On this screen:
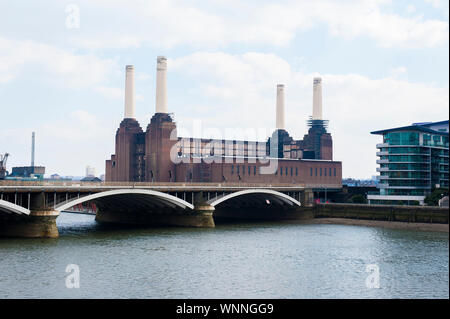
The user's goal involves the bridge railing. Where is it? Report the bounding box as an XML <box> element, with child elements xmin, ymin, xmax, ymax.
<box><xmin>0</xmin><ymin>180</ymin><xmax>302</xmax><ymax>187</ymax></box>
<box><xmin>0</xmin><ymin>180</ymin><xmax>342</xmax><ymax>188</ymax></box>
<box><xmin>0</xmin><ymin>180</ymin><xmax>342</xmax><ymax>190</ymax></box>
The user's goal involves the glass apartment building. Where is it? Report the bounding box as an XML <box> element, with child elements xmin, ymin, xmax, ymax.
<box><xmin>368</xmin><ymin>121</ymin><xmax>449</xmax><ymax>205</ymax></box>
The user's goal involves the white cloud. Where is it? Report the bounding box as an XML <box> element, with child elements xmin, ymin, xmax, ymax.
<box><xmin>0</xmin><ymin>109</ymin><xmax>117</xmax><ymax>176</ymax></box>
<box><xmin>424</xmin><ymin>0</ymin><xmax>450</xmax><ymax>18</ymax></box>
<box><xmin>425</xmin><ymin>0</ymin><xmax>444</xmax><ymax>8</ymax></box>
<box><xmin>389</xmin><ymin>66</ymin><xmax>408</xmax><ymax>79</ymax></box>
<box><xmin>406</xmin><ymin>4</ymin><xmax>416</xmax><ymax>14</ymax></box>
<box><xmin>0</xmin><ymin>36</ymin><xmax>119</xmax><ymax>88</ymax></box>
<box><xmin>70</xmin><ymin>110</ymin><xmax>97</xmax><ymax>128</ymax></box>
<box><xmin>63</xmin><ymin>0</ymin><xmax>448</xmax><ymax>49</ymax></box>
<box><xmin>94</xmin><ymin>86</ymin><xmax>124</xmax><ymax>100</ymax></box>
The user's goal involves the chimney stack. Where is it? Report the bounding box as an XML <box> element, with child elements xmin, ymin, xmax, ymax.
<box><xmin>276</xmin><ymin>84</ymin><xmax>285</xmax><ymax>130</ymax></box>
<box><xmin>124</xmin><ymin>65</ymin><xmax>135</xmax><ymax>118</ymax></box>
<box><xmin>312</xmin><ymin>77</ymin><xmax>322</xmax><ymax>120</ymax></box>
<box><xmin>155</xmin><ymin>56</ymin><xmax>168</xmax><ymax>114</ymax></box>
<box><xmin>31</xmin><ymin>132</ymin><xmax>35</xmax><ymax>168</ymax></box>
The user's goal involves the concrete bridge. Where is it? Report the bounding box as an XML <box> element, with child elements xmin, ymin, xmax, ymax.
<box><xmin>0</xmin><ymin>181</ymin><xmax>330</xmax><ymax>238</ymax></box>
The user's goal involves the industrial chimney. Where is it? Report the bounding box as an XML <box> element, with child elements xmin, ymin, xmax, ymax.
<box><xmin>124</xmin><ymin>65</ymin><xmax>135</xmax><ymax>118</ymax></box>
<box><xmin>155</xmin><ymin>56</ymin><xmax>168</xmax><ymax>114</ymax></box>
<box><xmin>276</xmin><ymin>84</ymin><xmax>285</xmax><ymax>130</ymax></box>
<box><xmin>312</xmin><ymin>77</ymin><xmax>322</xmax><ymax>120</ymax></box>
<box><xmin>31</xmin><ymin>132</ymin><xmax>35</xmax><ymax>168</ymax></box>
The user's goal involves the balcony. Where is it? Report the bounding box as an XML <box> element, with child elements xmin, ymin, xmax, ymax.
<box><xmin>376</xmin><ymin>143</ymin><xmax>388</xmax><ymax>148</ymax></box>
<box><xmin>376</xmin><ymin>151</ymin><xmax>388</xmax><ymax>156</ymax></box>
<box><xmin>376</xmin><ymin>182</ymin><xmax>431</xmax><ymax>189</ymax></box>
<box><xmin>388</xmin><ymin>152</ymin><xmax>430</xmax><ymax>156</ymax></box>
<box><xmin>367</xmin><ymin>194</ymin><xmax>425</xmax><ymax>202</ymax></box>
<box><xmin>385</xmin><ymin>177</ymin><xmax>430</xmax><ymax>181</ymax></box>
<box><xmin>376</xmin><ymin>167</ymin><xmax>389</xmax><ymax>172</ymax></box>
<box><xmin>379</xmin><ymin>185</ymin><xmax>430</xmax><ymax>190</ymax></box>
<box><xmin>387</xmin><ymin>161</ymin><xmax>430</xmax><ymax>164</ymax></box>
<box><xmin>376</xmin><ymin>159</ymin><xmax>389</xmax><ymax>164</ymax></box>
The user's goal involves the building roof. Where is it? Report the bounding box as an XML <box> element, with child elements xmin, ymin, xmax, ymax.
<box><xmin>418</xmin><ymin>120</ymin><xmax>449</xmax><ymax>127</ymax></box>
<box><xmin>80</xmin><ymin>176</ymin><xmax>102</xmax><ymax>182</ymax></box>
<box><xmin>371</xmin><ymin>120</ymin><xmax>449</xmax><ymax>136</ymax></box>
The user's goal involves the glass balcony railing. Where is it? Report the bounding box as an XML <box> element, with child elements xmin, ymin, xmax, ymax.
<box><xmin>376</xmin><ymin>151</ymin><xmax>388</xmax><ymax>156</ymax></box>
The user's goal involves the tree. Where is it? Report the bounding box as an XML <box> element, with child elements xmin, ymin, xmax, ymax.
<box><xmin>424</xmin><ymin>188</ymin><xmax>449</xmax><ymax>206</ymax></box>
<box><xmin>350</xmin><ymin>194</ymin><xmax>366</xmax><ymax>204</ymax></box>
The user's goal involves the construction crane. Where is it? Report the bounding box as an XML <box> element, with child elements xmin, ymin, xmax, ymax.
<box><xmin>0</xmin><ymin>153</ymin><xmax>9</xmax><ymax>179</ymax></box>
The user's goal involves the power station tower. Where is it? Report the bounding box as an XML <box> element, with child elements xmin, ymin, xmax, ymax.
<box><xmin>31</xmin><ymin>132</ymin><xmax>35</xmax><ymax>169</ymax></box>
<box><xmin>0</xmin><ymin>153</ymin><xmax>9</xmax><ymax>179</ymax></box>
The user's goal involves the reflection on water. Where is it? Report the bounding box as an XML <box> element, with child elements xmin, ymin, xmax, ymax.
<box><xmin>0</xmin><ymin>212</ymin><xmax>448</xmax><ymax>298</ymax></box>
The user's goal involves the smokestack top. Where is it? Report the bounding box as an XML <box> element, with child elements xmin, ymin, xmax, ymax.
<box><xmin>31</xmin><ymin>132</ymin><xmax>35</xmax><ymax>168</ymax></box>
<box><xmin>312</xmin><ymin>77</ymin><xmax>323</xmax><ymax>120</ymax></box>
<box><xmin>276</xmin><ymin>84</ymin><xmax>285</xmax><ymax>130</ymax></box>
<box><xmin>157</xmin><ymin>56</ymin><xmax>167</xmax><ymax>70</ymax></box>
<box><xmin>155</xmin><ymin>56</ymin><xmax>168</xmax><ymax>114</ymax></box>
<box><xmin>124</xmin><ymin>65</ymin><xmax>135</xmax><ymax>119</ymax></box>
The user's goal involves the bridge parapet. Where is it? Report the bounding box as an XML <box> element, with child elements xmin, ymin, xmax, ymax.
<box><xmin>0</xmin><ymin>185</ymin><xmax>318</xmax><ymax>238</ymax></box>
<box><xmin>0</xmin><ymin>180</ymin><xmax>340</xmax><ymax>190</ymax></box>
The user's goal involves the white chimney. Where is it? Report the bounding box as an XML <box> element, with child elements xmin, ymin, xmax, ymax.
<box><xmin>31</xmin><ymin>131</ymin><xmax>35</xmax><ymax>167</ymax></box>
<box><xmin>124</xmin><ymin>65</ymin><xmax>135</xmax><ymax>118</ymax></box>
<box><xmin>155</xmin><ymin>56</ymin><xmax>168</xmax><ymax>114</ymax></box>
<box><xmin>312</xmin><ymin>77</ymin><xmax>322</xmax><ymax>120</ymax></box>
<box><xmin>276</xmin><ymin>84</ymin><xmax>285</xmax><ymax>130</ymax></box>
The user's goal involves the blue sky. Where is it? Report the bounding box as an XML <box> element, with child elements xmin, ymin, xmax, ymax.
<box><xmin>0</xmin><ymin>0</ymin><xmax>448</xmax><ymax>178</ymax></box>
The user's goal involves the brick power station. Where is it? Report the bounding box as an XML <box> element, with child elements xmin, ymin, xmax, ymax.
<box><xmin>106</xmin><ymin>57</ymin><xmax>342</xmax><ymax>186</ymax></box>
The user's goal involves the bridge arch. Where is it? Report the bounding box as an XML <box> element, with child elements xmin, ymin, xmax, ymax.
<box><xmin>207</xmin><ymin>189</ymin><xmax>301</xmax><ymax>208</ymax></box>
<box><xmin>55</xmin><ymin>189</ymin><xmax>194</xmax><ymax>212</ymax></box>
<box><xmin>0</xmin><ymin>199</ymin><xmax>31</xmax><ymax>215</ymax></box>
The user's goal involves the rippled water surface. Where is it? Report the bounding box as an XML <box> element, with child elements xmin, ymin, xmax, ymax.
<box><xmin>0</xmin><ymin>213</ymin><xmax>448</xmax><ymax>298</ymax></box>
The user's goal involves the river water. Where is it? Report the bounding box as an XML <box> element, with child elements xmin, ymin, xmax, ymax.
<box><xmin>0</xmin><ymin>212</ymin><xmax>448</xmax><ymax>299</ymax></box>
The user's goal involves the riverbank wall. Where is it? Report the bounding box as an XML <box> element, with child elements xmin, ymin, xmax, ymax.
<box><xmin>312</xmin><ymin>203</ymin><xmax>448</xmax><ymax>224</ymax></box>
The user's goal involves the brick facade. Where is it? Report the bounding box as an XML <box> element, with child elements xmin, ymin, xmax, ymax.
<box><xmin>106</xmin><ymin>114</ymin><xmax>342</xmax><ymax>186</ymax></box>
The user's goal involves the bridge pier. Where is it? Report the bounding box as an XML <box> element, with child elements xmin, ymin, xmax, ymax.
<box><xmin>0</xmin><ymin>192</ymin><xmax>59</xmax><ymax>238</ymax></box>
<box><xmin>301</xmin><ymin>189</ymin><xmax>314</xmax><ymax>207</ymax></box>
<box><xmin>0</xmin><ymin>209</ymin><xmax>59</xmax><ymax>238</ymax></box>
<box><xmin>191</xmin><ymin>202</ymin><xmax>215</xmax><ymax>228</ymax></box>
<box><xmin>95</xmin><ymin>208</ymin><xmax>215</xmax><ymax>228</ymax></box>
<box><xmin>94</xmin><ymin>192</ymin><xmax>215</xmax><ymax>228</ymax></box>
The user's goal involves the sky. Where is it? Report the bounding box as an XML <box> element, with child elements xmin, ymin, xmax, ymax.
<box><xmin>0</xmin><ymin>0</ymin><xmax>448</xmax><ymax>179</ymax></box>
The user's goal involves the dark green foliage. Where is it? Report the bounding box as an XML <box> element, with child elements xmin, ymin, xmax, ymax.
<box><xmin>350</xmin><ymin>194</ymin><xmax>366</xmax><ymax>204</ymax></box>
<box><xmin>424</xmin><ymin>188</ymin><xmax>449</xmax><ymax>206</ymax></box>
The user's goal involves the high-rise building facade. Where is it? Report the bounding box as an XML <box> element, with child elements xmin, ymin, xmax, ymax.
<box><xmin>368</xmin><ymin>121</ymin><xmax>449</xmax><ymax>205</ymax></box>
